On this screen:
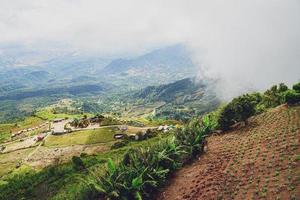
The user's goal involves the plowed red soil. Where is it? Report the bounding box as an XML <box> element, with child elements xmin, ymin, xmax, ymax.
<box><xmin>157</xmin><ymin>105</ymin><xmax>300</xmax><ymax>200</ymax></box>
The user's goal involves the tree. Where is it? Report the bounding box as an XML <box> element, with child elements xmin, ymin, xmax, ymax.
<box><xmin>72</xmin><ymin>156</ymin><xmax>85</xmax><ymax>171</ymax></box>
<box><xmin>292</xmin><ymin>82</ymin><xmax>300</xmax><ymax>93</ymax></box>
<box><xmin>285</xmin><ymin>90</ymin><xmax>300</xmax><ymax>105</ymax></box>
<box><xmin>218</xmin><ymin>94</ymin><xmax>256</xmax><ymax>131</ymax></box>
<box><xmin>278</xmin><ymin>83</ymin><xmax>289</xmax><ymax>93</ymax></box>
<box><xmin>263</xmin><ymin>84</ymin><xmax>287</xmax><ymax>107</ymax></box>
<box><xmin>232</xmin><ymin>94</ymin><xmax>256</xmax><ymax>124</ymax></box>
<box><xmin>96</xmin><ymin>114</ymin><xmax>105</xmax><ymax>123</ymax></box>
<box><xmin>218</xmin><ymin>105</ymin><xmax>235</xmax><ymax>131</ymax></box>
<box><xmin>71</xmin><ymin>118</ymin><xmax>79</xmax><ymax>127</ymax></box>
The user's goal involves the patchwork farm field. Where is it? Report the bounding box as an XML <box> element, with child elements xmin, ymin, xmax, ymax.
<box><xmin>44</xmin><ymin>127</ymin><xmax>118</xmax><ymax>147</ymax></box>
<box><xmin>158</xmin><ymin>105</ymin><xmax>300</xmax><ymax>200</ymax></box>
<box><xmin>0</xmin><ymin>116</ymin><xmax>45</xmax><ymax>143</ymax></box>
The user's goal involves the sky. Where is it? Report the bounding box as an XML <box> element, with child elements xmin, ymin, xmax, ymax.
<box><xmin>0</xmin><ymin>0</ymin><xmax>300</xmax><ymax>98</ymax></box>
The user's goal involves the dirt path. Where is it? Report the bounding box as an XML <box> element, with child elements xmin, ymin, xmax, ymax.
<box><xmin>158</xmin><ymin>105</ymin><xmax>300</xmax><ymax>200</ymax></box>
<box><xmin>24</xmin><ymin>131</ymin><xmax>51</xmax><ymax>162</ymax></box>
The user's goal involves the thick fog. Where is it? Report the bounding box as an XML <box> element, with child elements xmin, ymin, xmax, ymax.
<box><xmin>1</xmin><ymin>0</ymin><xmax>299</xmax><ymax>99</ymax></box>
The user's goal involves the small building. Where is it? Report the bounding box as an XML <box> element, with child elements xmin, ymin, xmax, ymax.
<box><xmin>114</xmin><ymin>133</ymin><xmax>126</xmax><ymax>139</ymax></box>
<box><xmin>158</xmin><ymin>125</ymin><xmax>170</xmax><ymax>133</ymax></box>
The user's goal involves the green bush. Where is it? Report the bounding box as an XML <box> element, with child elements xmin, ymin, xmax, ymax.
<box><xmin>91</xmin><ymin>139</ymin><xmax>185</xmax><ymax>200</ymax></box>
<box><xmin>218</xmin><ymin>94</ymin><xmax>256</xmax><ymax>131</ymax></box>
<box><xmin>72</xmin><ymin>156</ymin><xmax>85</xmax><ymax>171</ymax></box>
<box><xmin>218</xmin><ymin>104</ymin><xmax>235</xmax><ymax>131</ymax></box>
<box><xmin>175</xmin><ymin>118</ymin><xmax>206</xmax><ymax>157</ymax></box>
<box><xmin>292</xmin><ymin>82</ymin><xmax>300</xmax><ymax>93</ymax></box>
<box><xmin>86</xmin><ymin>115</ymin><xmax>213</xmax><ymax>199</ymax></box>
<box><xmin>111</xmin><ymin>140</ymin><xmax>129</xmax><ymax>149</ymax></box>
<box><xmin>262</xmin><ymin>83</ymin><xmax>289</xmax><ymax>108</ymax></box>
<box><xmin>278</xmin><ymin>83</ymin><xmax>289</xmax><ymax>93</ymax></box>
<box><xmin>284</xmin><ymin>90</ymin><xmax>300</xmax><ymax>105</ymax></box>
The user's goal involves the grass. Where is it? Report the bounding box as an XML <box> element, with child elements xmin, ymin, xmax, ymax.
<box><xmin>0</xmin><ymin>162</ymin><xmax>16</xmax><ymax>178</ymax></box>
<box><xmin>44</xmin><ymin>128</ymin><xmax>118</xmax><ymax>147</ymax></box>
<box><xmin>35</xmin><ymin>108</ymin><xmax>92</xmax><ymax>121</ymax></box>
<box><xmin>0</xmin><ymin>116</ymin><xmax>45</xmax><ymax>143</ymax></box>
<box><xmin>0</xmin><ymin>148</ymin><xmax>34</xmax><ymax>177</ymax></box>
<box><xmin>0</xmin><ymin>133</ymin><xmax>172</xmax><ymax>200</ymax></box>
<box><xmin>0</xmin><ymin>124</ymin><xmax>14</xmax><ymax>143</ymax></box>
<box><xmin>1</xmin><ymin>100</ymin><xmax>299</xmax><ymax>199</ymax></box>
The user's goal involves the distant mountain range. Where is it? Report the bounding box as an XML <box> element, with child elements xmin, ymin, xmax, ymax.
<box><xmin>0</xmin><ymin>44</ymin><xmax>197</xmax><ymax>96</ymax></box>
<box><xmin>0</xmin><ymin>44</ymin><xmax>203</xmax><ymax>123</ymax></box>
<box><xmin>99</xmin><ymin>44</ymin><xmax>196</xmax><ymax>87</ymax></box>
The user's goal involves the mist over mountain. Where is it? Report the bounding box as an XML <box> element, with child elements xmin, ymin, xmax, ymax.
<box><xmin>99</xmin><ymin>44</ymin><xmax>196</xmax><ymax>87</ymax></box>
<box><xmin>0</xmin><ymin>2</ymin><xmax>299</xmax><ymax>199</ymax></box>
<box><xmin>0</xmin><ymin>44</ymin><xmax>197</xmax><ymax>92</ymax></box>
<box><xmin>0</xmin><ymin>44</ymin><xmax>201</xmax><ymax>122</ymax></box>
<box><xmin>101</xmin><ymin>44</ymin><xmax>193</xmax><ymax>74</ymax></box>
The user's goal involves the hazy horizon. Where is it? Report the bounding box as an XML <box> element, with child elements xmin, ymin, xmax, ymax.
<box><xmin>1</xmin><ymin>0</ymin><xmax>300</xmax><ymax>98</ymax></box>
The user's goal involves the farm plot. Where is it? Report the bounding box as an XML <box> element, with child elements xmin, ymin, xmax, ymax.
<box><xmin>44</xmin><ymin>127</ymin><xmax>118</xmax><ymax>147</ymax></box>
<box><xmin>0</xmin><ymin>148</ymin><xmax>34</xmax><ymax>177</ymax></box>
<box><xmin>158</xmin><ymin>105</ymin><xmax>300</xmax><ymax>200</ymax></box>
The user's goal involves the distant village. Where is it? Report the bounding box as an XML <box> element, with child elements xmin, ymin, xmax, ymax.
<box><xmin>8</xmin><ymin>115</ymin><xmax>175</xmax><ymax>146</ymax></box>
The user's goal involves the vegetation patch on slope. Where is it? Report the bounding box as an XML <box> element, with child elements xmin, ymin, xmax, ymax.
<box><xmin>44</xmin><ymin>128</ymin><xmax>118</xmax><ymax>147</ymax></box>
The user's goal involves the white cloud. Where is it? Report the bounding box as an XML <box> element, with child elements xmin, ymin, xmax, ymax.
<box><xmin>0</xmin><ymin>0</ymin><xmax>299</xmax><ymax>98</ymax></box>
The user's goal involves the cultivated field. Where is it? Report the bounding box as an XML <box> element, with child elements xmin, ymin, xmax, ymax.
<box><xmin>158</xmin><ymin>105</ymin><xmax>300</xmax><ymax>200</ymax></box>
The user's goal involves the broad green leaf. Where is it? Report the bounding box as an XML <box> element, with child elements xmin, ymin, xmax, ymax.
<box><xmin>135</xmin><ymin>191</ymin><xmax>143</xmax><ymax>200</ymax></box>
<box><xmin>107</xmin><ymin>158</ymin><xmax>116</xmax><ymax>176</ymax></box>
<box><xmin>132</xmin><ymin>176</ymin><xmax>143</xmax><ymax>189</ymax></box>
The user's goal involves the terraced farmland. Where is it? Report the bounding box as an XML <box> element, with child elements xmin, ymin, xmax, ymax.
<box><xmin>158</xmin><ymin>105</ymin><xmax>300</xmax><ymax>200</ymax></box>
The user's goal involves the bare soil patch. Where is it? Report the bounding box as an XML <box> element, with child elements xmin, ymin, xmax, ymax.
<box><xmin>158</xmin><ymin>105</ymin><xmax>300</xmax><ymax>200</ymax></box>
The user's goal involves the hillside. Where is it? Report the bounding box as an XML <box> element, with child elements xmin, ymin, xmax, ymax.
<box><xmin>157</xmin><ymin>105</ymin><xmax>300</xmax><ymax>200</ymax></box>
<box><xmin>102</xmin><ymin>44</ymin><xmax>192</xmax><ymax>74</ymax></box>
<box><xmin>0</xmin><ymin>44</ymin><xmax>198</xmax><ymax>123</ymax></box>
<box><xmin>100</xmin><ymin>44</ymin><xmax>195</xmax><ymax>86</ymax></box>
<box><xmin>127</xmin><ymin>78</ymin><xmax>220</xmax><ymax>121</ymax></box>
<box><xmin>133</xmin><ymin>78</ymin><xmax>203</xmax><ymax>103</ymax></box>
<box><xmin>0</xmin><ymin>44</ymin><xmax>196</xmax><ymax>91</ymax></box>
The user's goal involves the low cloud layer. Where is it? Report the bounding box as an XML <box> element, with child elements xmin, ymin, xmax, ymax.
<box><xmin>1</xmin><ymin>0</ymin><xmax>300</xmax><ymax>99</ymax></box>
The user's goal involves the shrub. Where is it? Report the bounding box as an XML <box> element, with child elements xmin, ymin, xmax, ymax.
<box><xmin>218</xmin><ymin>94</ymin><xmax>256</xmax><ymax>131</ymax></box>
<box><xmin>284</xmin><ymin>90</ymin><xmax>300</xmax><ymax>105</ymax></box>
<box><xmin>87</xmin><ymin>115</ymin><xmax>213</xmax><ymax>200</ymax></box>
<box><xmin>263</xmin><ymin>84</ymin><xmax>287</xmax><ymax>107</ymax></box>
<box><xmin>72</xmin><ymin>156</ymin><xmax>85</xmax><ymax>171</ymax></box>
<box><xmin>278</xmin><ymin>83</ymin><xmax>289</xmax><ymax>93</ymax></box>
<box><xmin>175</xmin><ymin>118</ymin><xmax>206</xmax><ymax>157</ymax></box>
<box><xmin>111</xmin><ymin>140</ymin><xmax>129</xmax><ymax>149</ymax></box>
<box><xmin>91</xmin><ymin>139</ymin><xmax>185</xmax><ymax>200</ymax></box>
<box><xmin>292</xmin><ymin>82</ymin><xmax>300</xmax><ymax>93</ymax></box>
<box><xmin>218</xmin><ymin>104</ymin><xmax>236</xmax><ymax>131</ymax></box>
<box><xmin>145</xmin><ymin>129</ymin><xmax>158</xmax><ymax>138</ymax></box>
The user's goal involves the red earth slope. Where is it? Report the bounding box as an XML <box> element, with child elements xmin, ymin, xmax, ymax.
<box><xmin>157</xmin><ymin>105</ymin><xmax>300</xmax><ymax>200</ymax></box>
